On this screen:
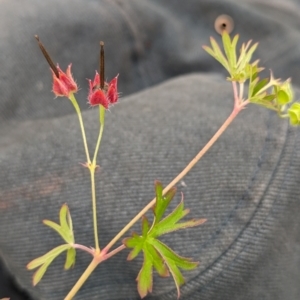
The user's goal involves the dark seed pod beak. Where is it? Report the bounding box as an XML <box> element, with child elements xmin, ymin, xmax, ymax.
<box><xmin>100</xmin><ymin>41</ymin><xmax>105</xmax><ymax>89</ymax></box>
<box><xmin>35</xmin><ymin>35</ymin><xmax>59</xmax><ymax>78</ymax></box>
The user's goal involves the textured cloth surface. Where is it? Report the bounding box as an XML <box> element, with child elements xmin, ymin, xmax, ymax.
<box><xmin>1</xmin><ymin>0</ymin><xmax>300</xmax><ymax>299</ymax></box>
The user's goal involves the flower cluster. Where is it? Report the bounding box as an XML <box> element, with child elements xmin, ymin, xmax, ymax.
<box><xmin>51</xmin><ymin>66</ymin><xmax>119</xmax><ymax>109</ymax></box>
<box><xmin>88</xmin><ymin>72</ymin><xmax>118</xmax><ymax>109</ymax></box>
<box><xmin>35</xmin><ymin>36</ymin><xmax>119</xmax><ymax>109</ymax></box>
<box><xmin>51</xmin><ymin>64</ymin><xmax>78</xmax><ymax>98</ymax></box>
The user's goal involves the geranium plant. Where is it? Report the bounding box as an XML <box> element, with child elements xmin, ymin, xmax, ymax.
<box><xmin>25</xmin><ymin>30</ymin><xmax>300</xmax><ymax>300</ymax></box>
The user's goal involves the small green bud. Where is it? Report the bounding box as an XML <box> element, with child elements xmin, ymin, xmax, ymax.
<box><xmin>288</xmin><ymin>102</ymin><xmax>300</xmax><ymax>126</ymax></box>
<box><xmin>274</xmin><ymin>79</ymin><xmax>293</xmax><ymax>105</ymax></box>
<box><xmin>277</xmin><ymin>90</ymin><xmax>290</xmax><ymax>105</ymax></box>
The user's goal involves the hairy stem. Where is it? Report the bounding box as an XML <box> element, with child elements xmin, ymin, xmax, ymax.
<box><xmin>239</xmin><ymin>82</ymin><xmax>244</xmax><ymax>102</ymax></box>
<box><xmin>89</xmin><ymin>105</ymin><xmax>105</xmax><ymax>251</ymax></box>
<box><xmin>65</xmin><ymin>105</ymin><xmax>110</xmax><ymax>299</ymax></box>
<box><xmin>64</xmin><ymin>258</ymin><xmax>98</xmax><ymax>300</ymax></box>
<box><xmin>90</xmin><ymin>168</ymin><xmax>100</xmax><ymax>251</ymax></box>
<box><xmin>93</xmin><ymin>106</ymin><xmax>105</xmax><ymax>163</ymax></box>
<box><xmin>69</xmin><ymin>93</ymin><xmax>91</xmax><ymax>164</ymax></box>
<box><xmin>232</xmin><ymin>81</ymin><xmax>240</xmax><ymax>107</ymax></box>
<box><xmin>72</xmin><ymin>244</ymin><xmax>94</xmax><ymax>256</ymax></box>
<box><xmin>101</xmin><ymin>244</ymin><xmax>126</xmax><ymax>261</ymax></box>
<box><xmin>65</xmin><ymin>245</ymin><xmax>125</xmax><ymax>299</ymax></box>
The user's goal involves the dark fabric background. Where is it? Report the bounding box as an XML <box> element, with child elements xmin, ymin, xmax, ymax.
<box><xmin>1</xmin><ymin>0</ymin><xmax>300</xmax><ymax>299</ymax></box>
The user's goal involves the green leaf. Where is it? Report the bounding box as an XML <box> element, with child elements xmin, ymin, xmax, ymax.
<box><xmin>151</xmin><ymin>239</ymin><xmax>198</xmax><ymax>297</ymax></box>
<box><xmin>262</xmin><ymin>94</ymin><xmax>276</xmax><ymax>102</ymax></box>
<box><xmin>152</xmin><ymin>195</ymin><xmax>206</xmax><ymax>237</ymax></box>
<box><xmin>249</xmin><ymin>72</ymin><xmax>281</xmax><ymax>107</ymax></box>
<box><xmin>153</xmin><ymin>180</ymin><xmax>176</xmax><ymax>224</ymax></box>
<box><xmin>203</xmin><ymin>37</ymin><xmax>229</xmax><ymax>72</ymax></box>
<box><xmin>27</xmin><ymin>244</ymin><xmax>70</xmax><ymax>269</ymax></box>
<box><xmin>43</xmin><ymin>204</ymin><xmax>74</xmax><ymax>244</ymax></box>
<box><xmin>222</xmin><ymin>32</ymin><xmax>238</xmax><ymax>74</ymax></box>
<box><xmin>43</xmin><ymin>220</ymin><xmax>70</xmax><ymax>243</ymax></box>
<box><xmin>136</xmin><ymin>243</ymin><xmax>169</xmax><ymax>298</ymax></box>
<box><xmin>145</xmin><ymin>243</ymin><xmax>169</xmax><ymax>277</ymax></box>
<box><xmin>204</xmin><ymin>33</ymin><xmax>261</xmax><ymax>83</ymax></box>
<box><xmin>153</xmin><ymin>200</ymin><xmax>187</xmax><ymax>236</ymax></box>
<box><xmin>142</xmin><ymin>216</ymin><xmax>150</xmax><ymax>236</ymax></box>
<box><xmin>231</xmin><ymin>35</ymin><xmax>239</xmax><ymax>69</ymax></box>
<box><xmin>252</xmin><ymin>78</ymin><xmax>269</xmax><ymax>97</ymax></box>
<box><xmin>137</xmin><ymin>250</ymin><xmax>153</xmax><ymax>298</ymax></box>
<box><xmin>32</xmin><ymin>258</ymin><xmax>53</xmax><ymax>286</ymax></box>
<box><xmin>64</xmin><ymin>247</ymin><xmax>76</xmax><ymax>270</ymax></box>
<box><xmin>123</xmin><ymin>181</ymin><xmax>206</xmax><ymax>298</ymax></box>
<box><xmin>27</xmin><ymin>244</ymin><xmax>70</xmax><ymax>286</ymax></box>
<box><xmin>222</xmin><ymin>31</ymin><xmax>232</xmax><ymax>67</ymax></box>
<box><xmin>124</xmin><ymin>233</ymin><xmax>145</xmax><ymax>260</ymax></box>
<box><xmin>242</xmin><ymin>43</ymin><xmax>258</xmax><ymax>66</ymax></box>
<box><xmin>27</xmin><ymin>205</ymin><xmax>77</xmax><ymax>286</ymax></box>
<box><xmin>60</xmin><ymin>204</ymin><xmax>69</xmax><ymax>231</ymax></box>
<box><xmin>202</xmin><ymin>45</ymin><xmax>217</xmax><ymax>59</ymax></box>
<box><xmin>151</xmin><ymin>239</ymin><xmax>198</xmax><ymax>270</ymax></box>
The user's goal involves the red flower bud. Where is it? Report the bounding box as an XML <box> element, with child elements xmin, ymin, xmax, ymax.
<box><xmin>51</xmin><ymin>64</ymin><xmax>78</xmax><ymax>98</ymax></box>
<box><xmin>88</xmin><ymin>72</ymin><xmax>118</xmax><ymax>109</ymax></box>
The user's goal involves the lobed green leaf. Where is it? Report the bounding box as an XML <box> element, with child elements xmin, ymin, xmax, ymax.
<box><xmin>151</xmin><ymin>200</ymin><xmax>186</xmax><ymax>237</ymax></box>
<box><xmin>152</xmin><ymin>239</ymin><xmax>199</xmax><ymax>298</ymax></box>
<box><xmin>43</xmin><ymin>204</ymin><xmax>74</xmax><ymax>244</ymax></box>
<box><xmin>27</xmin><ymin>244</ymin><xmax>70</xmax><ymax>270</ymax></box>
<box><xmin>124</xmin><ymin>181</ymin><xmax>206</xmax><ymax>298</ymax></box>
<box><xmin>151</xmin><ymin>239</ymin><xmax>199</xmax><ymax>271</ymax></box>
<box><xmin>242</xmin><ymin>43</ymin><xmax>258</xmax><ymax>67</ymax></box>
<box><xmin>27</xmin><ymin>206</ymin><xmax>77</xmax><ymax>286</ymax></box>
<box><xmin>59</xmin><ymin>204</ymin><xmax>69</xmax><ymax>230</ymax></box>
<box><xmin>145</xmin><ymin>243</ymin><xmax>169</xmax><ymax>277</ymax></box>
<box><xmin>32</xmin><ymin>258</ymin><xmax>53</xmax><ymax>286</ymax></box>
<box><xmin>137</xmin><ymin>250</ymin><xmax>153</xmax><ymax>298</ymax></box>
<box><xmin>251</xmin><ymin>78</ymin><xmax>269</xmax><ymax>97</ymax></box>
<box><xmin>142</xmin><ymin>216</ymin><xmax>150</xmax><ymax>236</ymax></box>
<box><xmin>153</xmin><ymin>180</ymin><xmax>176</xmax><ymax>224</ymax></box>
<box><xmin>43</xmin><ymin>220</ymin><xmax>70</xmax><ymax>243</ymax></box>
<box><xmin>27</xmin><ymin>244</ymin><xmax>70</xmax><ymax>286</ymax></box>
<box><xmin>204</xmin><ymin>37</ymin><xmax>229</xmax><ymax>71</ymax></box>
<box><xmin>222</xmin><ymin>32</ymin><xmax>238</xmax><ymax>74</ymax></box>
<box><xmin>123</xmin><ymin>233</ymin><xmax>145</xmax><ymax>260</ymax></box>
